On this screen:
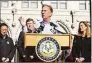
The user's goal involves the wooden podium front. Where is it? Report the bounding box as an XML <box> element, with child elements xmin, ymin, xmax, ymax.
<box><xmin>24</xmin><ymin>33</ymin><xmax>71</xmax><ymax>48</ymax></box>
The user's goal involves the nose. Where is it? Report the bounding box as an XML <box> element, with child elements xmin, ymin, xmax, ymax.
<box><xmin>2</xmin><ymin>31</ymin><xmax>7</xmax><ymax>35</ymax></box>
<box><xmin>3</xmin><ymin>30</ymin><xmax>6</xmax><ymax>33</ymax></box>
<box><xmin>28</xmin><ymin>25</ymin><xmax>30</xmax><ymax>28</ymax></box>
<box><xmin>42</xmin><ymin>10</ymin><xmax>45</xmax><ymax>14</ymax></box>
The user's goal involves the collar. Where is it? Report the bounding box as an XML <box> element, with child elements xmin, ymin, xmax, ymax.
<box><xmin>0</xmin><ymin>35</ymin><xmax>8</xmax><ymax>39</ymax></box>
<box><xmin>40</xmin><ymin>19</ymin><xmax>55</xmax><ymax>25</ymax></box>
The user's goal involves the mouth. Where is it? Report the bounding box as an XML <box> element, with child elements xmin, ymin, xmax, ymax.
<box><xmin>42</xmin><ymin>14</ymin><xmax>46</xmax><ymax>17</ymax></box>
<box><xmin>2</xmin><ymin>33</ymin><xmax>6</xmax><ymax>35</ymax></box>
<box><xmin>42</xmin><ymin>14</ymin><xmax>44</xmax><ymax>16</ymax></box>
<box><xmin>42</xmin><ymin>13</ymin><xmax>45</xmax><ymax>16</ymax></box>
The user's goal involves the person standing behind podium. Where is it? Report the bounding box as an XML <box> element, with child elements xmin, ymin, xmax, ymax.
<box><xmin>0</xmin><ymin>23</ymin><xmax>14</xmax><ymax>62</ymax></box>
<box><xmin>36</xmin><ymin>4</ymin><xmax>66</xmax><ymax>62</ymax></box>
<box><xmin>72</xmin><ymin>21</ymin><xmax>91</xmax><ymax>62</ymax></box>
<box><xmin>18</xmin><ymin>18</ymin><xmax>38</xmax><ymax>62</ymax></box>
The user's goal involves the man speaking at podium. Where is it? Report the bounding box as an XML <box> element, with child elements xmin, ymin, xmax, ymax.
<box><xmin>18</xmin><ymin>4</ymin><xmax>67</xmax><ymax>62</ymax></box>
<box><xmin>36</xmin><ymin>4</ymin><xmax>66</xmax><ymax>62</ymax></box>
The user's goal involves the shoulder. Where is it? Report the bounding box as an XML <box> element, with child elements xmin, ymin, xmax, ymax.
<box><xmin>86</xmin><ymin>37</ymin><xmax>91</xmax><ymax>41</ymax></box>
<box><xmin>20</xmin><ymin>31</ymin><xmax>24</xmax><ymax>34</ymax></box>
<box><xmin>73</xmin><ymin>35</ymin><xmax>82</xmax><ymax>43</ymax></box>
<box><xmin>87</xmin><ymin>37</ymin><xmax>91</xmax><ymax>39</ymax></box>
<box><xmin>74</xmin><ymin>35</ymin><xmax>82</xmax><ymax>38</ymax></box>
<box><xmin>35</xmin><ymin>20</ymin><xmax>42</xmax><ymax>28</ymax></box>
<box><xmin>18</xmin><ymin>31</ymin><xmax>25</xmax><ymax>38</ymax></box>
<box><xmin>50</xmin><ymin>20</ymin><xmax>57</xmax><ymax>24</ymax></box>
<box><xmin>19</xmin><ymin>31</ymin><xmax>24</xmax><ymax>35</ymax></box>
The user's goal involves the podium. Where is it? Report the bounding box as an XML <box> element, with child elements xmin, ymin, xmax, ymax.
<box><xmin>24</xmin><ymin>33</ymin><xmax>72</xmax><ymax>62</ymax></box>
<box><xmin>24</xmin><ymin>33</ymin><xmax>71</xmax><ymax>47</ymax></box>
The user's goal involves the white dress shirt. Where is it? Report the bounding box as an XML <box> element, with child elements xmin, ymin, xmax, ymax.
<box><xmin>36</xmin><ymin>19</ymin><xmax>66</xmax><ymax>34</ymax></box>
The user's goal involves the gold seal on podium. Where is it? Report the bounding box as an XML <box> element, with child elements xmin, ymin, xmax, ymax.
<box><xmin>35</xmin><ymin>37</ymin><xmax>61</xmax><ymax>62</ymax></box>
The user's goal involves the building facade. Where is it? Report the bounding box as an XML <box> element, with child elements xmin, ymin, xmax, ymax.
<box><xmin>0</xmin><ymin>0</ymin><xmax>90</xmax><ymax>42</ymax></box>
<box><xmin>0</xmin><ymin>0</ymin><xmax>90</xmax><ymax>62</ymax></box>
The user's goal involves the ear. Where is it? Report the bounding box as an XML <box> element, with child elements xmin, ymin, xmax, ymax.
<box><xmin>49</xmin><ymin>13</ymin><xmax>52</xmax><ymax>17</ymax></box>
<box><xmin>34</xmin><ymin>21</ymin><xmax>36</xmax><ymax>24</ymax></box>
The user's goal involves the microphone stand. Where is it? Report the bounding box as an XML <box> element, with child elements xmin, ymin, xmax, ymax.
<box><xmin>14</xmin><ymin>41</ymin><xmax>19</xmax><ymax>62</ymax></box>
<box><xmin>54</xmin><ymin>26</ymin><xmax>66</xmax><ymax>34</ymax></box>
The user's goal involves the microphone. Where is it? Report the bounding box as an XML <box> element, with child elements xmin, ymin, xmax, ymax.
<box><xmin>50</xmin><ymin>29</ymin><xmax>56</xmax><ymax>34</ymax></box>
<box><xmin>50</xmin><ymin>22</ymin><xmax>57</xmax><ymax>27</ymax></box>
<box><xmin>37</xmin><ymin>23</ymin><xmax>45</xmax><ymax>33</ymax></box>
<box><xmin>50</xmin><ymin>22</ymin><xmax>66</xmax><ymax>34</ymax></box>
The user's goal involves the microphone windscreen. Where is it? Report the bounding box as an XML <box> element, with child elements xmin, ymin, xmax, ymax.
<box><xmin>50</xmin><ymin>22</ymin><xmax>57</xmax><ymax>27</ymax></box>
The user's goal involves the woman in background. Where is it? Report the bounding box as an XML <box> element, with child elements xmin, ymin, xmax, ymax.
<box><xmin>0</xmin><ymin>23</ymin><xmax>14</xmax><ymax>62</ymax></box>
<box><xmin>72</xmin><ymin>21</ymin><xmax>91</xmax><ymax>62</ymax></box>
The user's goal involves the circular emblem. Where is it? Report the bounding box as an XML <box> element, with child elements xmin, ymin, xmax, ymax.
<box><xmin>35</xmin><ymin>37</ymin><xmax>61</xmax><ymax>62</ymax></box>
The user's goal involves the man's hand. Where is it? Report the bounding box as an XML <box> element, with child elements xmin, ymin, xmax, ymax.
<box><xmin>4</xmin><ymin>58</ymin><xmax>9</xmax><ymax>62</ymax></box>
<box><xmin>76</xmin><ymin>58</ymin><xmax>81</xmax><ymax>63</ymax></box>
<box><xmin>29</xmin><ymin>55</ymin><xmax>34</xmax><ymax>59</ymax></box>
<box><xmin>23</xmin><ymin>55</ymin><xmax>26</xmax><ymax>58</ymax></box>
<box><xmin>19</xmin><ymin>17</ymin><xmax>26</xmax><ymax>27</ymax></box>
<box><xmin>79</xmin><ymin>57</ymin><xmax>85</xmax><ymax>62</ymax></box>
<box><xmin>2</xmin><ymin>57</ymin><xmax>9</xmax><ymax>62</ymax></box>
<box><xmin>2</xmin><ymin>57</ymin><xmax>6</xmax><ymax>62</ymax></box>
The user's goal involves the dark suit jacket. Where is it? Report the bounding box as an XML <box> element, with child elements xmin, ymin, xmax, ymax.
<box><xmin>0</xmin><ymin>36</ymin><xmax>15</xmax><ymax>62</ymax></box>
<box><xmin>72</xmin><ymin>35</ymin><xmax>91</xmax><ymax>62</ymax></box>
<box><xmin>18</xmin><ymin>29</ymin><xmax>38</xmax><ymax>56</ymax></box>
<box><xmin>18</xmin><ymin>31</ymin><xmax>25</xmax><ymax>56</ymax></box>
<box><xmin>18</xmin><ymin>29</ymin><xmax>39</xmax><ymax>62</ymax></box>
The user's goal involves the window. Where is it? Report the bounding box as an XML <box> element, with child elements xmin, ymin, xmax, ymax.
<box><xmin>79</xmin><ymin>1</ymin><xmax>86</xmax><ymax>10</ymax></box>
<box><xmin>21</xmin><ymin>1</ymin><xmax>29</xmax><ymax>8</ymax></box>
<box><xmin>30</xmin><ymin>1</ymin><xmax>38</xmax><ymax>9</ymax></box>
<box><xmin>79</xmin><ymin>3</ymin><xmax>86</xmax><ymax>10</ymax></box>
<box><xmin>59</xmin><ymin>2</ymin><xmax>67</xmax><ymax>9</ymax></box>
<box><xmin>21</xmin><ymin>1</ymin><xmax>38</xmax><ymax>9</ymax></box>
<box><xmin>1</xmin><ymin>1</ymin><xmax>8</xmax><ymax>8</ymax></box>
<box><xmin>51</xmin><ymin>1</ymin><xmax>67</xmax><ymax>9</ymax></box>
<box><xmin>87</xmin><ymin>2</ymin><xmax>90</xmax><ymax>10</ymax></box>
<box><xmin>51</xmin><ymin>2</ymin><xmax>58</xmax><ymax>9</ymax></box>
